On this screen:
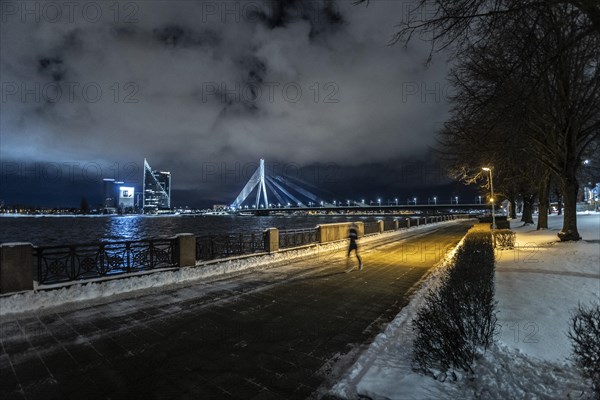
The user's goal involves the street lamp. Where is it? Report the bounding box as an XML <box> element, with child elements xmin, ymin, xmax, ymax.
<box><xmin>434</xmin><ymin>196</ymin><xmax>437</xmax><ymax>205</ymax></box>
<box><xmin>395</xmin><ymin>198</ymin><xmax>398</xmax><ymax>205</ymax></box>
<box><xmin>482</xmin><ymin>167</ymin><xmax>495</xmax><ymax>230</ymax></box>
<box><xmin>378</xmin><ymin>198</ymin><xmax>381</xmax><ymax>206</ymax></box>
<box><xmin>414</xmin><ymin>197</ymin><xmax>417</xmax><ymax>205</ymax></box>
<box><xmin>455</xmin><ymin>196</ymin><xmax>459</xmax><ymax>204</ymax></box>
<box><xmin>478</xmin><ymin>195</ymin><xmax>482</xmax><ymax>204</ymax></box>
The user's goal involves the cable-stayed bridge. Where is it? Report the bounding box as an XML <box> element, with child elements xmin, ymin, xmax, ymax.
<box><xmin>229</xmin><ymin>160</ymin><xmax>490</xmax><ymax>215</ymax></box>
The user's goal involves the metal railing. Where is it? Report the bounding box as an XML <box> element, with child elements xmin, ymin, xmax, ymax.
<box><xmin>384</xmin><ymin>220</ymin><xmax>397</xmax><ymax>231</ymax></box>
<box><xmin>363</xmin><ymin>222</ymin><xmax>381</xmax><ymax>235</ymax></box>
<box><xmin>35</xmin><ymin>239</ymin><xmax>177</xmax><ymax>285</ymax></box>
<box><xmin>279</xmin><ymin>228</ymin><xmax>319</xmax><ymax>249</ymax></box>
<box><xmin>195</xmin><ymin>233</ymin><xmax>266</xmax><ymax>261</ymax></box>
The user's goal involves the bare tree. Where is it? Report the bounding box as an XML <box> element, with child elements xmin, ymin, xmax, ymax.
<box><xmin>419</xmin><ymin>2</ymin><xmax>599</xmax><ymax>239</ymax></box>
<box><xmin>356</xmin><ymin>0</ymin><xmax>599</xmax><ymax>58</ymax></box>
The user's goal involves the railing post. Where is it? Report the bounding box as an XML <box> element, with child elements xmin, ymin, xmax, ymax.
<box><xmin>0</xmin><ymin>242</ymin><xmax>34</xmax><ymax>294</ymax></box>
<box><xmin>176</xmin><ymin>234</ymin><xmax>196</xmax><ymax>267</ymax></box>
<box><xmin>377</xmin><ymin>220</ymin><xmax>384</xmax><ymax>233</ymax></box>
<box><xmin>69</xmin><ymin>245</ymin><xmax>76</xmax><ymax>280</ymax></box>
<box><xmin>264</xmin><ymin>228</ymin><xmax>279</xmax><ymax>253</ymax></box>
<box><xmin>394</xmin><ymin>220</ymin><xmax>399</xmax><ymax>230</ymax></box>
<box><xmin>407</xmin><ymin>218</ymin><xmax>411</xmax><ymax>228</ymax></box>
<box><xmin>126</xmin><ymin>242</ymin><xmax>131</xmax><ymax>273</ymax></box>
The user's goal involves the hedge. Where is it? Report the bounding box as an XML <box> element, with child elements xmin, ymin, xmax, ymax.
<box><xmin>412</xmin><ymin>223</ymin><xmax>498</xmax><ymax>379</ymax></box>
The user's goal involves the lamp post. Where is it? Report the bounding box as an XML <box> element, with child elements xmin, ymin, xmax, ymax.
<box><xmin>434</xmin><ymin>196</ymin><xmax>437</xmax><ymax>205</ymax></box>
<box><xmin>482</xmin><ymin>167</ymin><xmax>495</xmax><ymax>230</ymax></box>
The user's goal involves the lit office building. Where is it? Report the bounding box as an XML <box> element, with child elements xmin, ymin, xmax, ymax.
<box><xmin>118</xmin><ymin>185</ymin><xmax>135</xmax><ymax>209</ymax></box>
<box><xmin>103</xmin><ymin>179</ymin><xmax>135</xmax><ymax>213</ymax></box>
<box><xmin>103</xmin><ymin>179</ymin><xmax>117</xmax><ymax>210</ymax></box>
<box><xmin>143</xmin><ymin>159</ymin><xmax>171</xmax><ymax>212</ymax></box>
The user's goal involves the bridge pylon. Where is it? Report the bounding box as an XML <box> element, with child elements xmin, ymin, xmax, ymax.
<box><xmin>231</xmin><ymin>159</ymin><xmax>269</xmax><ymax>209</ymax></box>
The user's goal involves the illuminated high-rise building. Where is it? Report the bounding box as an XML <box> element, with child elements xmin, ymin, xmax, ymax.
<box><xmin>103</xmin><ymin>178</ymin><xmax>117</xmax><ymax>209</ymax></box>
<box><xmin>143</xmin><ymin>159</ymin><xmax>171</xmax><ymax>212</ymax></box>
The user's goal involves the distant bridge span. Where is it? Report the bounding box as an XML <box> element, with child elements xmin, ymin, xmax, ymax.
<box><xmin>229</xmin><ymin>159</ymin><xmax>491</xmax><ymax>216</ymax></box>
<box><xmin>233</xmin><ymin>204</ymin><xmax>490</xmax><ymax>215</ymax></box>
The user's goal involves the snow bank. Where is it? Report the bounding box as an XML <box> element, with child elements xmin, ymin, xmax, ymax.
<box><xmin>0</xmin><ymin>220</ymin><xmax>460</xmax><ymax>317</ymax></box>
<box><xmin>331</xmin><ymin>213</ymin><xmax>599</xmax><ymax>399</ymax></box>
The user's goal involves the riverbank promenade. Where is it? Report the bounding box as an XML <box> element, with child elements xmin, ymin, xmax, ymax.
<box><xmin>0</xmin><ymin>222</ymin><xmax>471</xmax><ymax>399</ymax></box>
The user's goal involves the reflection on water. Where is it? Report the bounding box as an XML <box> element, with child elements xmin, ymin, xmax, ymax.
<box><xmin>107</xmin><ymin>215</ymin><xmax>143</xmax><ymax>242</ymax></box>
<box><xmin>0</xmin><ymin>214</ymin><xmax>386</xmax><ymax>246</ymax></box>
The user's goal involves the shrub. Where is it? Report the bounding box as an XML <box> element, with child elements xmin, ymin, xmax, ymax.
<box><xmin>492</xmin><ymin>229</ymin><xmax>516</xmax><ymax>249</ymax></box>
<box><xmin>568</xmin><ymin>303</ymin><xmax>600</xmax><ymax>399</ymax></box>
<box><xmin>412</xmin><ymin>225</ymin><xmax>498</xmax><ymax>378</ymax></box>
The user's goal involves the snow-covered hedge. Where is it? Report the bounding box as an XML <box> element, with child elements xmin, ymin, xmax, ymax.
<box><xmin>492</xmin><ymin>229</ymin><xmax>515</xmax><ymax>249</ymax></box>
<box><xmin>412</xmin><ymin>224</ymin><xmax>498</xmax><ymax>379</ymax></box>
<box><xmin>568</xmin><ymin>302</ymin><xmax>600</xmax><ymax>399</ymax></box>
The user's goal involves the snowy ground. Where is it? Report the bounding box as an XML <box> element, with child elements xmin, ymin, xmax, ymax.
<box><xmin>331</xmin><ymin>212</ymin><xmax>599</xmax><ymax>400</ymax></box>
<box><xmin>0</xmin><ymin>219</ymin><xmax>459</xmax><ymax>317</ymax></box>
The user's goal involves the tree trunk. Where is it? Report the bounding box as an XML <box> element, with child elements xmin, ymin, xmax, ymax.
<box><xmin>537</xmin><ymin>172</ymin><xmax>550</xmax><ymax>230</ymax></box>
<box><xmin>558</xmin><ymin>177</ymin><xmax>581</xmax><ymax>241</ymax></box>
<box><xmin>555</xmin><ymin>189</ymin><xmax>562</xmax><ymax>215</ymax></box>
<box><xmin>509</xmin><ymin>198</ymin><xmax>517</xmax><ymax>219</ymax></box>
<box><xmin>521</xmin><ymin>195</ymin><xmax>534</xmax><ymax>224</ymax></box>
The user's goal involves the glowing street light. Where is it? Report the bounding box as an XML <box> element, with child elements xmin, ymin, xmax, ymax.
<box><xmin>413</xmin><ymin>197</ymin><xmax>417</xmax><ymax>205</ymax></box>
<box><xmin>482</xmin><ymin>167</ymin><xmax>495</xmax><ymax>230</ymax></box>
<box><xmin>377</xmin><ymin>198</ymin><xmax>381</xmax><ymax>206</ymax></box>
<box><xmin>455</xmin><ymin>196</ymin><xmax>459</xmax><ymax>204</ymax></box>
<box><xmin>433</xmin><ymin>196</ymin><xmax>437</xmax><ymax>205</ymax></box>
<box><xmin>395</xmin><ymin>198</ymin><xmax>398</xmax><ymax>205</ymax></box>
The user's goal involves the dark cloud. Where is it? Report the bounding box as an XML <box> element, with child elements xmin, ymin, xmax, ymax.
<box><xmin>153</xmin><ymin>24</ymin><xmax>220</xmax><ymax>48</ymax></box>
<box><xmin>38</xmin><ymin>57</ymin><xmax>66</xmax><ymax>82</ymax></box>
<box><xmin>0</xmin><ymin>0</ymin><xmax>455</xmax><ymax>206</ymax></box>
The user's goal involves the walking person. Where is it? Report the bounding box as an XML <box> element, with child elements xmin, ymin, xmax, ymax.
<box><xmin>346</xmin><ymin>223</ymin><xmax>363</xmax><ymax>272</ymax></box>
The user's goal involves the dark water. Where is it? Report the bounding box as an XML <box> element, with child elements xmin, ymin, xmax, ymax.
<box><xmin>0</xmin><ymin>214</ymin><xmax>389</xmax><ymax>246</ymax></box>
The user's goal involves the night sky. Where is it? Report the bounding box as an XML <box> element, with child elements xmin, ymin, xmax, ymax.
<box><xmin>0</xmin><ymin>0</ymin><xmax>475</xmax><ymax>208</ymax></box>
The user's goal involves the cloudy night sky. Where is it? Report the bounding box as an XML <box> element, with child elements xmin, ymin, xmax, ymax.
<box><xmin>0</xmin><ymin>0</ymin><xmax>474</xmax><ymax>208</ymax></box>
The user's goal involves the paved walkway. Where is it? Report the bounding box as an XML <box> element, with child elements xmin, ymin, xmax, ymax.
<box><xmin>0</xmin><ymin>222</ymin><xmax>471</xmax><ymax>400</ymax></box>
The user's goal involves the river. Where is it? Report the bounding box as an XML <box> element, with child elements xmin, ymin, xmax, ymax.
<box><xmin>0</xmin><ymin>214</ymin><xmax>394</xmax><ymax>246</ymax></box>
